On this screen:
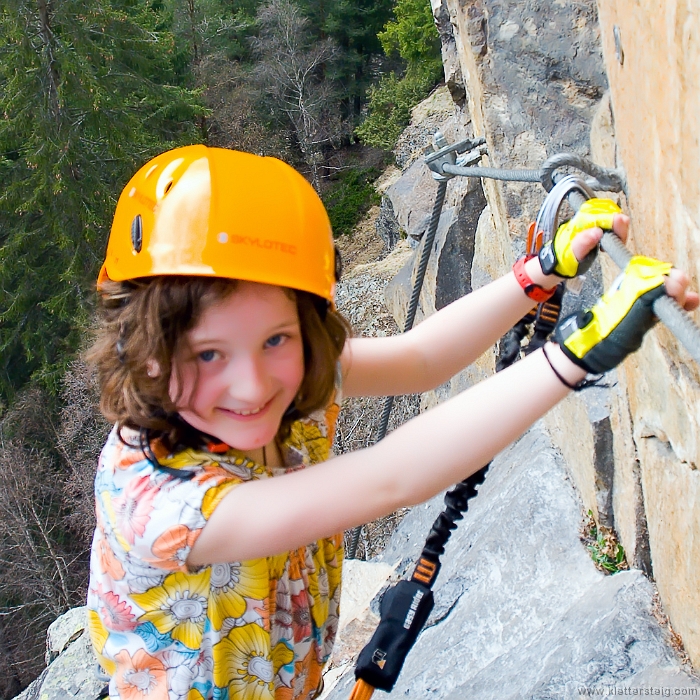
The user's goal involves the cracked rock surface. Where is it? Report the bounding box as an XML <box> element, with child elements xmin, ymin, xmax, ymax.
<box><xmin>322</xmin><ymin>426</ymin><xmax>700</xmax><ymax>699</ymax></box>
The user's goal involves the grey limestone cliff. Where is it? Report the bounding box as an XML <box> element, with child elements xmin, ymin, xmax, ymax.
<box><xmin>322</xmin><ymin>427</ymin><xmax>699</xmax><ymax>698</ymax></box>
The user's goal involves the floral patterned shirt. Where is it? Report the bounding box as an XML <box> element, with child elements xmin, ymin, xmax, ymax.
<box><xmin>87</xmin><ymin>401</ymin><xmax>343</xmax><ymax>700</ymax></box>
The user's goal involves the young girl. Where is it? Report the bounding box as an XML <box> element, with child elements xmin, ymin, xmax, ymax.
<box><xmin>87</xmin><ymin>145</ymin><xmax>697</xmax><ymax>700</ymax></box>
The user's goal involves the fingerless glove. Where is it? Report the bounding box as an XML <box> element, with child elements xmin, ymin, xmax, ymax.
<box><xmin>555</xmin><ymin>256</ymin><xmax>671</xmax><ymax>373</ymax></box>
<box><xmin>539</xmin><ymin>198</ymin><xmax>622</xmax><ymax>278</ymax></box>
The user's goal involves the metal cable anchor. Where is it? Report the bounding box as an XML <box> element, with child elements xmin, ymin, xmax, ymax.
<box><xmin>425</xmin><ymin>133</ymin><xmax>487</xmax><ymax>181</ymax></box>
<box><xmin>541</xmin><ymin>152</ymin><xmax>628</xmax><ymax>196</ymax></box>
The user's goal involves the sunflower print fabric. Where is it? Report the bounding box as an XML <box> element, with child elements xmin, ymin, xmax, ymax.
<box><xmin>87</xmin><ymin>401</ymin><xmax>343</xmax><ymax>700</ymax></box>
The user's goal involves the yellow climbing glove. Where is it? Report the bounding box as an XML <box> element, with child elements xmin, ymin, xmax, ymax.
<box><xmin>555</xmin><ymin>256</ymin><xmax>671</xmax><ymax>374</ymax></box>
<box><xmin>539</xmin><ymin>198</ymin><xmax>622</xmax><ymax>278</ymax></box>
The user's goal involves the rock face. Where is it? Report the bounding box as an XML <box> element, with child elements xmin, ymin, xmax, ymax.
<box><xmin>594</xmin><ymin>0</ymin><xmax>700</xmax><ymax>667</ymax></box>
<box><xmin>430</xmin><ymin>0</ymin><xmax>466</xmax><ymax>106</ymax></box>
<box><xmin>340</xmin><ymin>0</ymin><xmax>700</xmax><ymax>684</ymax></box>
<box><xmin>398</xmin><ymin>0</ymin><xmax>700</xmax><ymax>670</ymax></box>
<box><xmin>13</xmin><ymin>608</ymin><xmax>103</xmax><ymax>700</ymax></box>
<box><xmin>445</xmin><ymin>0</ymin><xmax>607</xmax><ymax>240</ymax></box>
<box><xmin>323</xmin><ymin>428</ymin><xmax>700</xmax><ymax>698</ymax></box>
<box><xmin>335</xmin><ymin>0</ymin><xmax>700</xmax><ymax>683</ymax></box>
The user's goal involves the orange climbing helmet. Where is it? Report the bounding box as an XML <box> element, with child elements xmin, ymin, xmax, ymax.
<box><xmin>98</xmin><ymin>145</ymin><xmax>337</xmax><ymax>302</ymax></box>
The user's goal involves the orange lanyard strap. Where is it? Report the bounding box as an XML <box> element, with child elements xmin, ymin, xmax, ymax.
<box><xmin>348</xmin><ymin>679</ymin><xmax>375</xmax><ymax>700</ymax></box>
<box><xmin>525</xmin><ymin>283</ymin><xmax>565</xmax><ymax>355</ymax></box>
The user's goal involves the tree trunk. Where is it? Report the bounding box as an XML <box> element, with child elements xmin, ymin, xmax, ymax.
<box><xmin>187</xmin><ymin>0</ymin><xmax>200</xmax><ymax>65</ymax></box>
<box><xmin>36</xmin><ymin>0</ymin><xmax>60</xmax><ymax>121</ymax></box>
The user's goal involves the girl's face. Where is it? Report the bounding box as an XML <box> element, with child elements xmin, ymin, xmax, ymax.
<box><xmin>170</xmin><ymin>281</ymin><xmax>305</xmax><ymax>451</ymax></box>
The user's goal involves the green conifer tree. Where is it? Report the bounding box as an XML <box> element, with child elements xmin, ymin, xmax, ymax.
<box><xmin>305</xmin><ymin>0</ymin><xmax>394</xmax><ymax>120</ymax></box>
<box><xmin>0</xmin><ymin>0</ymin><xmax>202</xmax><ymax>403</ymax></box>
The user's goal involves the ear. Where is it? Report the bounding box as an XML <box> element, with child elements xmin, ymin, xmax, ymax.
<box><xmin>147</xmin><ymin>359</ymin><xmax>161</xmax><ymax>378</ymax></box>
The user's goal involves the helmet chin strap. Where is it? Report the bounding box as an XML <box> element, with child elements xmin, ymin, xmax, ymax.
<box><xmin>283</xmin><ymin>401</ymin><xmax>299</xmax><ymax>420</ymax></box>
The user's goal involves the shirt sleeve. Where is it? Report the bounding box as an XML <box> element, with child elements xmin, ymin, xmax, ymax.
<box><xmin>109</xmin><ymin>454</ymin><xmax>260</xmax><ymax>574</ymax></box>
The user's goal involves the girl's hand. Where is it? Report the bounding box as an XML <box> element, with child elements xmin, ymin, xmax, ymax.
<box><xmin>664</xmin><ymin>268</ymin><xmax>700</xmax><ymax>311</ymax></box>
<box><xmin>569</xmin><ymin>211</ymin><xmax>629</xmax><ymax>264</ymax></box>
<box><xmin>555</xmin><ymin>256</ymin><xmax>698</xmax><ymax>374</ymax></box>
<box><xmin>539</xmin><ymin>198</ymin><xmax>629</xmax><ymax>279</ymax></box>
<box><xmin>525</xmin><ymin>203</ymin><xmax>629</xmax><ymax>291</ymax></box>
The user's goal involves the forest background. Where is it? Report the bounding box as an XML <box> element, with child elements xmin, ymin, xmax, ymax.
<box><xmin>0</xmin><ymin>0</ymin><xmax>441</xmax><ymax>695</ymax></box>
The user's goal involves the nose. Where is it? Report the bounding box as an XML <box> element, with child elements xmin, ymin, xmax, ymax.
<box><xmin>224</xmin><ymin>354</ymin><xmax>271</xmax><ymax>406</ymax></box>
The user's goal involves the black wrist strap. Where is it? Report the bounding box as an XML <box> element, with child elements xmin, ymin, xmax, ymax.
<box><xmin>542</xmin><ymin>345</ymin><xmax>603</xmax><ymax>392</ymax></box>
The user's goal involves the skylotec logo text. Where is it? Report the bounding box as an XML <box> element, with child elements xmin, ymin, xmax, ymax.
<box><xmin>229</xmin><ymin>234</ymin><xmax>297</xmax><ymax>255</ymax></box>
<box><xmin>403</xmin><ymin>590</ymin><xmax>424</xmax><ymax>630</ymax></box>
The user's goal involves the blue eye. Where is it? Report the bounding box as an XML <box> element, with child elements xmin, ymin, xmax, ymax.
<box><xmin>265</xmin><ymin>334</ymin><xmax>285</xmax><ymax>348</ymax></box>
<box><xmin>199</xmin><ymin>350</ymin><xmax>217</xmax><ymax>362</ymax></box>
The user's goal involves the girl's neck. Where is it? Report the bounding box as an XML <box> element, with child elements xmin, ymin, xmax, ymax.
<box><xmin>246</xmin><ymin>440</ymin><xmax>282</xmax><ymax>467</ymax></box>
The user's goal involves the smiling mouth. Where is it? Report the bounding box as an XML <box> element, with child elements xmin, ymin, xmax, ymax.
<box><xmin>219</xmin><ymin>399</ymin><xmax>272</xmax><ymax>418</ymax></box>
<box><xmin>230</xmin><ymin>406</ymin><xmax>263</xmax><ymax>416</ymax></box>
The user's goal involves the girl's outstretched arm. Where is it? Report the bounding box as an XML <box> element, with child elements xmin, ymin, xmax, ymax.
<box><xmin>341</xmin><ymin>217</ymin><xmax>629</xmax><ymax>397</ymax></box>
<box><xmin>188</xmin><ymin>267</ymin><xmax>696</xmax><ymax>566</ymax></box>
<box><xmin>190</xmin><ymin>343</ymin><xmax>579</xmax><ymax>565</ymax></box>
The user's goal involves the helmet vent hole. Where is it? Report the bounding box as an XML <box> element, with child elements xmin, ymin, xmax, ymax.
<box><xmin>164</xmin><ymin>181</ymin><xmax>173</xmax><ymax>195</ymax></box>
<box><xmin>131</xmin><ymin>215</ymin><xmax>143</xmax><ymax>253</ymax></box>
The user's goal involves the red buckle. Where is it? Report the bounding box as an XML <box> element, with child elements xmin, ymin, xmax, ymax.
<box><xmin>207</xmin><ymin>441</ymin><xmax>231</xmax><ymax>453</ymax></box>
<box><xmin>513</xmin><ymin>255</ymin><xmax>557</xmax><ymax>302</ymax></box>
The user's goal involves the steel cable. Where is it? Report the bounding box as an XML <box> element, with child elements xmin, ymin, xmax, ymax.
<box><xmin>441</xmin><ymin>163</ymin><xmax>542</xmax><ymax>182</ymax></box>
<box><xmin>346</xmin><ymin>179</ymin><xmax>448</xmax><ymax>560</ymax></box>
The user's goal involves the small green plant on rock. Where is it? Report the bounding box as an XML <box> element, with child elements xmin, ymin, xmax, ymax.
<box><xmin>582</xmin><ymin>510</ymin><xmax>629</xmax><ymax>574</ymax></box>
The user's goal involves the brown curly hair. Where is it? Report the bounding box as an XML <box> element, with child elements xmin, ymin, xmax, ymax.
<box><xmin>87</xmin><ymin>276</ymin><xmax>351</xmax><ymax>452</ymax></box>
